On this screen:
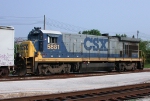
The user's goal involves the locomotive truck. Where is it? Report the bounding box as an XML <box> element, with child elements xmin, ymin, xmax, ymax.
<box><xmin>13</xmin><ymin>27</ymin><xmax>144</xmax><ymax>76</ymax></box>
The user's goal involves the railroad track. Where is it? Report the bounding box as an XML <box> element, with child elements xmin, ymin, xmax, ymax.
<box><xmin>1</xmin><ymin>83</ymin><xmax>150</xmax><ymax>101</ymax></box>
<box><xmin>0</xmin><ymin>69</ymin><xmax>150</xmax><ymax>81</ymax></box>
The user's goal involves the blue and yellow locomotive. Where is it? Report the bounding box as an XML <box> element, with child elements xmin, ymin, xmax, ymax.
<box><xmin>14</xmin><ymin>27</ymin><xmax>144</xmax><ymax>76</ymax></box>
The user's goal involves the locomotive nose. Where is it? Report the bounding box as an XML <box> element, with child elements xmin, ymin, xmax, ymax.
<box><xmin>19</xmin><ymin>42</ymin><xmax>29</xmax><ymax>57</ymax></box>
<box><xmin>19</xmin><ymin>41</ymin><xmax>36</xmax><ymax>58</ymax></box>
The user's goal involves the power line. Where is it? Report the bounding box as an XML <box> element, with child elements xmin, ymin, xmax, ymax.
<box><xmin>0</xmin><ymin>21</ymin><xmax>43</xmax><ymax>25</ymax></box>
<box><xmin>0</xmin><ymin>16</ymin><xmax>43</xmax><ymax>19</ymax></box>
<box><xmin>46</xmin><ymin>17</ymin><xmax>146</xmax><ymax>39</ymax></box>
<box><xmin>46</xmin><ymin>17</ymin><xmax>89</xmax><ymax>32</ymax></box>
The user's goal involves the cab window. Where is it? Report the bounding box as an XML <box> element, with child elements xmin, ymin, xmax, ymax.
<box><xmin>48</xmin><ymin>37</ymin><xmax>57</xmax><ymax>43</ymax></box>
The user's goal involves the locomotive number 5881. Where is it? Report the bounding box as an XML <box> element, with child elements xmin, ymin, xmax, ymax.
<box><xmin>47</xmin><ymin>44</ymin><xmax>60</xmax><ymax>49</ymax></box>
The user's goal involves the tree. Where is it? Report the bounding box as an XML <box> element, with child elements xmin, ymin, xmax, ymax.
<box><xmin>79</xmin><ymin>29</ymin><xmax>101</xmax><ymax>36</ymax></box>
<box><xmin>116</xmin><ymin>34</ymin><xmax>127</xmax><ymax>37</ymax></box>
<box><xmin>14</xmin><ymin>43</ymin><xmax>20</xmax><ymax>57</ymax></box>
<box><xmin>139</xmin><ymin>40</ymin><xmax>150</xmax><ymax>63</ymax></box>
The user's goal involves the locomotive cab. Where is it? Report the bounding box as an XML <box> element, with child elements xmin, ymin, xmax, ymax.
<box><xmin>15</xmin><ymin>27</ymin><xmax>62</xmax><ymax>76</ymax></box>
<box><xmin>28</xmin><ymin>27</ymin><xmax>43</xmax><ymax>52</ymax></box>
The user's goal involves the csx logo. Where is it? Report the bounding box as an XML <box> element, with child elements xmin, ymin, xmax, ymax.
<box><xmin>84</xmin><ymin>37</ymin><xmax>108</xmax><ymax>51</ymax></box>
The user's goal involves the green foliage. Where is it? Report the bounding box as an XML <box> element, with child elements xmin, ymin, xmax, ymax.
<box><xmin>79</xmin><ymin>29</ymin><xmax>101</xmax><ymax>36</ymax></box>
<box><xmin>139</xmin><ymin>40</ymin><xmax>150</xmax><ymax>63</ymax></box>
<box><xmin>139</xmin><ymin>41</ymin><xmax>149</xmax><ymax>52</ymax></box>
<box><xmin>144</xmin><ymin>63</ymin><xmax>150</xmax><ymax>68</ymax></box>
<box><xmin>14</xmin><ymin>43</ymin><xmax>20</xmax><ymax>57</ymax></box>
<box><xmin>116</xmin><ymin>34</ymin><xmax>127</xmax><ymax>37</ymax></box>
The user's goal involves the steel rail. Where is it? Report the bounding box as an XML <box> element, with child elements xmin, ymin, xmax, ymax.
<box><xmin>0</xmin><ymin>69</ymin><xmax>149</xmax><ymax>82</ymax></box>
<box><xmin>1</xmin><ymin>83</ymin><xmax>150</xmax><ymax>101</ymax></box>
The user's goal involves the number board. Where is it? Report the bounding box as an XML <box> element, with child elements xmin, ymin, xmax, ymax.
<box><xmin>47</xmin><ymin>44</ymin><xmax>59</xmax><ymax>49</ymax></box>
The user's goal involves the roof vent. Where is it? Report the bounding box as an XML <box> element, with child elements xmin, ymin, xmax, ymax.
<box><xmin>102</xmin><ymin>33</ymin><xmax>109</xmax><ymax>36</ymax></box>
<box><xmin>34</xmin><ymin>27</ymin><xmax>41</xmax><ymax>30</ymax></box>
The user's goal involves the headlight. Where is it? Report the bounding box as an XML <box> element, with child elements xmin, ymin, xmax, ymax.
<box><xmin>19</xmin><ymin>54</ymin><xmax>22</xmax><ymax>57</ymax></box>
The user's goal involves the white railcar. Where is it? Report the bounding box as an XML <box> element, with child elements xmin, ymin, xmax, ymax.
<box><xmin>0</xmin><ymin>26</ymin><xmax>14</xmax><ymax>77</ymax></box>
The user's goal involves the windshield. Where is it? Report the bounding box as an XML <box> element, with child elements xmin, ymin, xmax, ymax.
<box><xmin>31</xmin><ymin>34</ymin><xmax>38</xmax><ymax>40</ymax></box>
<box><xmin>28</xmin><ymin>32</ymin><xmax>39</xmax><ymax>40</ymax></box>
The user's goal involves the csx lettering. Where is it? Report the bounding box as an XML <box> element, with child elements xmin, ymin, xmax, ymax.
<box><xmin>47</xmin><ymin>44</ymin><xmax>59</xmax><ymax>49</ymax></box>
<box><xmin>84</xmin><ymin>37</ymin><xmax>108</xmax><ymax>51</ymax></box>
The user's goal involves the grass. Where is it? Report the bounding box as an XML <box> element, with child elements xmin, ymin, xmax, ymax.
<box><xmin>144</xmin><ymin>63</ymin><xmax>150</xmax><ymax>68</ymax></box>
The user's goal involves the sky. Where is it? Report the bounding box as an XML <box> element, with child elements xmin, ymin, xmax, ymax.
<box><xmin>0</xmin><ymin>0</ymin><xmax>150</xmax><ymax>40</ymax></box>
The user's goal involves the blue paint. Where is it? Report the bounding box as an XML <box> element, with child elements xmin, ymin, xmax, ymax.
<box><xmin>99</xmin><ymin>39</ymin><xmax>108</xmax><ymax>51</ymax></box>
<box><xmin>93</xmin><ymin>38</ymin><xmax>99</xmax><ymax>51</ymax></box>
<box><xmin>84</xmin><ymin>37</ymin><xmax>92</xmax><ymax>50</ymax></box>
<box><xmin>84</xmin><ymin>37</ymin><xmax>108</xmax><ymax>51</ymax></box>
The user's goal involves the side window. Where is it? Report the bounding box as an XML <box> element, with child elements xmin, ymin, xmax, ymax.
<box><xmin>48</xmin><ymin>36</ymin><xmax>57</xmax><ymax>43</ymax></box>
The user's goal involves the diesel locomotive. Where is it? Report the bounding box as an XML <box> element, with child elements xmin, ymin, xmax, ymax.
<box><xmin>13</xmin><ymin>27</ymin><xmax>144</xmax><ymax>76</ymax></box>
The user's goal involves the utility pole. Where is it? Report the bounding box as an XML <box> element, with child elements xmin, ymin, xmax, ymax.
<box><xmin>44</xmin><ymin>15</ymin><xmax>45</xmax><ymax>30</ymax></box>
<box><xmin>137</xmin><ymin>30</ymin><xmax>139</xmax><ymax>38</ymax></box>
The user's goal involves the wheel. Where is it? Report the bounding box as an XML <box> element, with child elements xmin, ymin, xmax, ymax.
<box><xmin>15</xmin><ymin>57</ymin><xmax>26</xmax><ymax>76</ymax></box>
<box><xmin>137</xmin><ymin>62</ymin><xmax>144</xmax><ymax>70</ymax></box>
<box><xmin>61</xmin><ymin>70</ymin><xmax>64</xmax><ymax>74</ymax></box>
<box><xmin>118</xmin><ymin>63</ymin><xmax>125</xmax><ymax>72</ymax></box>
<box><xmin>140</xmin><ymin>63</ymin><xmax>144</xmax><ymax>70</ymax></box>
<box><xmin>131</xmin><ymin>65</ymin><xmax>136</xmax><ymax>71</ymax></box>
<box><xmin>115</xmin><ymin>63</ymin><xmax>120</xmax><ymax>72</ymax></box>
<box><xmin>0</xmin><ymin>67</ymin><xmax>9</xmax><ymax>77</ymax></box>
<box><xmin>17</xmin><ymin>65</ymin><xmax>27</xmax><ymax>76</ymax></box>
<box><xmin>107</xmin><ymin>68</ymin><xmax>112</xmax><ymax>72</ymax></box>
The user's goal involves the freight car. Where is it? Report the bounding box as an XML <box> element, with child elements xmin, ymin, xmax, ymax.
<box><xmin>0</xmin><ymin>26</ymin><xmax>14</xmax><ymax>77</ymax></box>
<box><xmin>14</xmin><ymin>27</ymin><xmax>144</xmax><ymax>76</ymax></box>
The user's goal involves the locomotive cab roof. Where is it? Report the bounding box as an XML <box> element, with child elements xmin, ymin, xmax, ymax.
<box><xmin>30</xmin><ymin>27</ymin><xmax>62</xmax><ymax>35</ymax></box>
<box><xmin>28</xmin><ymin>27</ymin><xmax>62</xmax><ymax>40</ymax></box>
<box><xmin>40</xmin><ymin>30</ymin><xmax>62</xmax><ymax>35</ymax></box>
